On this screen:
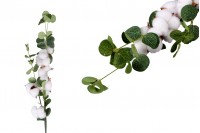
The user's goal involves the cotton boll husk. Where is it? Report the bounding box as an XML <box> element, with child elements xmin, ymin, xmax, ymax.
<box><xmin>134</xmin><ymin>40</ymin><xmax>148</xmax><ymax>55</ymax></box>
<box><xmin>38</xmin><ymin>50</ymin><xmax>48</xmax><ymax>59</ymax></box>
<box><xmin>45</xmin><ymin>80</ymin><xmax>52</xmax><ymax>91</ymax></box>
<box><xmin>28</xmin><ymin>88</ymin><xmax>40</xmax><ymax>98</ymax></box>
<box><xmin>148</xmin><ymin>27</ymin><xmax>163</xmax><ymax>36</ymax></box>
<box><xmin>37</xmin><ymin>107</ymin><xmax>46</xmax><ymax>119</ymax></box>
<box><xmin>47</xmin><ymin>47</ymin><xmax>54</xmax><ymax>54</ymax></box>
<box><xmin>152</xmin><ymin>18</ymin><xmax>169</xmax><ymax>35</ymax></box>
<box><xmin>147</xmin><ymin>38</ymin><xmax>163</xmax><ymax>53</ymax></box>
<box><xmin>161</xmin><ymin>1</ymin><xmax>178</xmax><ymax>13</ymax></box>
<box><xmin>168</xmin><ymin>16</ymin><xmax>181</xmax><ymax>29</ymax></box>
<box><xmin>42</xmin><ymin>57</ymin><xmax>51</xmax><ymax>66</ymax></box>
<box><xmin>164</xmin><ymin>29</ymin><xmax>173</xmax><ymax>43</ymax></box>
<box><xmin>140</xmin><ymin>26</ymin><xmax>149</xmax><ymax>35</ymax></box>
<box><xmin>36</xmin><ymin>56</ymin><xmax>43</xmax><ymax>66</ymax></box>
<box><xmin>31</xmin><ymin>106</ymin><xmax>38</xmax><ymax>118</ymax></box>
<box><xmin>156</xmin><ymin>10</ymin><xmax>173</xmax><ymax>22</ymax></box>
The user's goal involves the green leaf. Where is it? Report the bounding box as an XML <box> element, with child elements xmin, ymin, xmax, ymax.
<box><xmin>82</xmin><ymin>77</ymin><xmax>97</xmax><ymax>85</ymax></box>
<box><xmin>37</xmin><ymin>42</ymin><xmax>46</xmax><ymax>49</ymax></box>
<box><xmin>121</xmin><ymin>32</ymin><xmax>130</xmax><ymax>44</ymax></box>
<box><xmin>149</xmin><ymin>11</ymin><xmax>157</xmax><ymax>27</ymax></box>
<box><xmin>38</xmin><ymin>18</ymin><xmax>45</xmax><ymax>25</ymax></box>
<box><xmin>94</xmin><ymin>80</ymin><xmax>108</xmax><ymax>91</ymax></box>
<box><xmin>46</xmin><ymin>108</ymin><xmax>51</xmax><ymax>116</ymax></box>
<box><xmin>36</xmin><ymin>77</ymin><xmax>43</xmax><ymax>87</ymax></box>
<box><xmin>181</xmin><ymin>5</ymin><xmax>198</xmax><ymax>22</ymax></box>
<box><xmin>125</xmin><ymin>26</ymin><xmax>141</xmax><ymax>41</ymax></box>
<box><xmin>170</xmin><ymin>30</ymin><xmax>183</xmax><ymax>41</ymax></box>
<box><xmin>132</xmin><ymin>54</ymin><xmax>150</xmax><ymax>72</ymax></box>
<box><xmin>42</xmin><ymin>81</ymin><xmax>46</xmax><ymax>89</ymax></box>
<box><xmin>38</xmin><ymin>32</ymin><xmax>46</xmax><ymax>39</ymax></box>
<box><xmin>87</xmin><ymin>85</ymin><xmax>102</xmax><ymax>94</ymax></box>
<box><xmin>45</xmin><ymin>99</ymin><xmax>51</xmax><ymax>107</ymax></box>
<box><xmin>118</xmin><ymin>48</ymin><xmax>134</xmax><ymax>62</ymax></box>
<box><xmin>25</xmin><ymin>55</ymin><xmax>29</xmax><ymax>58</ymax></box>
<box><xmin>99</xmin><ymin>40</ymin><xmax>114</xmax><ymax>56</ymax></box>
<box><xmin>47</xmin><ymin>36</ymin><xmax>55</xmax><ymax>48</ymax></box>
<box><xmin>33</xmin><ymin>64</ymin><xmax>39</xmax><ymax>72</ymax></box>
<box><xmin>28</xmin><ymin>59</ymin><xmax>34</xmax><ymax>65</ymax></box>
<box><xmin>43</xmin><ymin>14</ymin><xmax>52</xmax><ymax>22</ymax></box>
<box><xmin>171</xmin><ymin>41</ymin><xmax>179</xmax><ymax>53</ymax></box>
<box><xmin>26</xmin><ymin>68</ymin><xmax>33</xmax><ymax>75</ymax></box>
<box><xmin>49</xmin><ymin>54</ymin><xmax>53</xmax><ymax>64</ymax></box>
<box><xmin>46</xmin><ymin>31</ymin><xmax>52</xmax><ymax>37</ymax></box>
<box><xmin>50</xmin><ymin>14</ymin><xmax>56</xmax><ymax>23</ymax></box>
<box><xmin>113</xmin><ymin>52</ymin><xmax>126</xmax><ymax>69</ymax></box>
<box><xmin>25</xmin><ymin>44</ymin><xmax>29</xmax><ymax>51</ymax></box>
<box><xmin>125</xmin><ymin>62</ymin><xmax>132</xmax><ymax>74</ymax></box>
<box><xmin>187</xmin><ymin>25</ymin><xmax>199</xmax><ymax>41</ymax></box>
<box><xmin>28</xmin><ymin>77</ymin><xmax>36</xmax><ymax>83</ymax></box>
<box><xmin>142</xmin><ymin>33</ymin><xmax>160</xmax><ymax>49</ymax></box>
<box><xmin>29</xmin><ymin>54</ymin><xmax>36</xmax><ymax>57</ymax></box>
<box><xmin>36</xmin><ymin>38</ymin><xmax>45</xmax><ymax>43</ymax></box>
<box><xmin>107</xmin><ymin>36</ymin><xmax>116</xmax><ymax>48</ymax></box>
<box><xmin>42</xmin><ymin>11</ymin><xmax>50</xmax><ymax>16</ymax></box>
<box><xmin>110</xmin><ymin>53</ymin><xmax>115</xmax><ymax>65</ymax></box>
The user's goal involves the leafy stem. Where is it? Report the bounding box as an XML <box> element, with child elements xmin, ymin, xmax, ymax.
<box><xmin>99</xmin><ymin>68</ymin><xmax>118</xmax><ymax>81</ymax></box>
<box><xmin>180</xmin><ymin>19</ymin><xmax>189</xmax><ymax>31</ymax></box>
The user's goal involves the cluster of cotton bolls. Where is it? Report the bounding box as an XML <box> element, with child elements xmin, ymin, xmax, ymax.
<box><xmin>134</xmin><ymin>0</ymin><xmax>199</xmax><ymax>54</ymax></box>
<box><xmin>25</xmin><ymin>47</ymin><xmax>53</xmax><ymax>119</ymax></box>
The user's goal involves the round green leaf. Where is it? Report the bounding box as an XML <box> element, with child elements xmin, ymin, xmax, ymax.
<box><xmin>188</xmin><ymin>25</ymin><xmax>199</xmax><ymax>41</ymax></box>
<box><xmin>118</xmin><ymin>48</ymin><xmax>134</xmax><ymax>62</ymax></box>
<box><xmin>87</xmin><ymin>85</ymin><xmax>102</xmax><ymax>94</ymax></box>
<box><xmin>51</xmin><ymin>15</ymin><xmax>56</xmax><ymax>23</ymax></box>
<box><xmin>113</xmin><ymin>53</ymin><xmax>126</xmax><ymax>69</ymax></box>
<box><xmin>99</xmin><ymin>40</ymin><xmax>114</xmax><ymax>56</ymax></box>
<box><xmin>125</xmin><ymin>26</ymin><xmax>141</xmax><ymax>41</ymax></box>
<box><xmin>82</xmin><ymin>77</ymin><xmax>97</xmax><ymax>85</ymax></box>
<box><xmin>38</xmin><ymin>32</ymin><xmax>46</xmax><ymax>39</ymax></box>
<box><xmin>43</xmin><ymin>14</ymin><xmax>52</xmax><ymax>22</ymax></box>
<box><xmin>142</xmin><ymin>32</ymin><xmax>160</xmax><ymax>49</ymax></box>
<box><xmin>29</xmin><ymin>77</ymin><xmax>36</xmax><ymax>83</ymax></box>
<box><xmin>95</xmin><ymin>80</ymin><xmax>108</xmax><ymax>91</ymax></box>
<box><xmin>125</xmin><ymin>62</ymin><xmax>132</xmax><ymax>74</ymax></box>
<box><xmin>132</xmin><ymin>54</ymin><xmax>150</xmax><ymax>72</ymax></box>
<box><xmin>47</xmin><ymin>36</ymin><xmax>55</xmax><ymax>48</ymax></box>
<box><xmin>149</xmin><ymin>11</ymin><xmax>157</xmax><ymax>27</ymax></box>
<box><xmin>121</xmin><ymin>32</ymin><xmax>130</xmax><ymax>44</ymax></box>
<box><xmin>181</xmin><ymin>5</ymin><xmax>198</xmax><ymax>22</ymax></box>
<box><xmin>46</xmin><ymin>31</ymin><xmax>52</xmax><ymax>37</ymax></box>
<box><xmin>170</xmin><ymin>30</ymin><xmax>183</xmax><ymax>41</ymax></box>
<box><xmin>42</xmin><ymin>11</ymin><xmax>50</xmax><ymax>17</ymax></box>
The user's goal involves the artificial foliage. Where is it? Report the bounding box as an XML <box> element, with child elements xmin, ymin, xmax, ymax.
<box><xmin>82</xmin><ymin>0</ymin><xmax>199</xmax><ymax>94</ymax></box>
<box><xmin>25</xmin><ymin>11</ymin><xmax>56</xmax><ymax>133</ymax></box>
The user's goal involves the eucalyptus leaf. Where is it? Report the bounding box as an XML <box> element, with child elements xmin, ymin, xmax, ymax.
<box><xmin>50</xmin><ymin>15</ymin><xmax>56</xmax><ymax>23</ymax></box>
<box><xmin>149</xmin><ymin>11</ymin><xmax>157</xmax><ymax>27</ymax></box>
<box><xmin>28</xmin><ymin>77</ymin><xmax>36</xmax><ymax>83</ymax></box>
<box><xmin>45</xmin><ymin>99</ymin><xmax>51</xmax><ymax>107</ymax></box>
<box><xmin>47</xmin><ymin>36</ymin><xmax>55</xmax><ymax>48</ymax></box>
<box><xmin>25</xmin><ymin>55</ymin><xmax>29</xmax><ymax>58</ymax></box>
<box><xmin>33</xmin><ymin>64</ymin><xmax>39</xmax><ymax>72</ymax></box>
<box><xmin>142</xmin><ymin>33</ymin><xmax>160</xmax><ymax>49</ymax></box>
<box><xmin>38</xmin><ymin>18</ymin><xmax>45</xmax><ymax>25</ymax></box>
<box><xmin>26</xmin><ymin>68</ymin><xmax>33</xmax><ymax>75</ymax></box>
<box><xmin>95</xmin><ymin>80</ymin><xmax>108</xmax><ymax>91</ymax></box>
<box><xmin>121</xmin><ymin>32</ymin><xmax>130</xmax><ymax>44</ymax></box>
<box><xmin>38</xmin><ymin>32</ymin><xmax>46</xmax><ymax>39</ymax></box>
<box><xmin>46</xmin><ymin>31</ymin><xmax>52</xmax><ymax>37</ymax></box>
<box><xmin>82</xmin><ymin>77</ymin><xmax>97</xmax><ymax>85</ymax></box>
<box><xmin>125</xmin><ymin>62</ymin><xmax>132</xmax><ymax>74</ymax></box>
<box><xmin>181</xmin><ymin>5</ymin><xmax>198</xmax><ymax>22</ymax></box>
<box><xmin>46</xmin><ymin>108</ymin><xmax>51</xmax><ymax>116</ymax></box>
<box><xmin>125</xmin><ymin>26</ymin><xmax>141</xmax><ymax>41</ymax></box>
<box><xmin>87</xmin><ymin>85</ymin><xmax>102</xmax><ymax>94</ymax></box>
<box><xmin>99</xmin><ymin>40</ymin><xmax>114</xmax><ymax>56</ymax></box>
<box><xmin>170</xmin><ymin>30</ymin><xmax>183</xmax><ymax>41</ymax></box>
<box><xmin>132</xmin><ymin>54</ymin><xmax>150</xmax><ymax>72</ymax></box>
<box><xmin>110</xmin><ymin>53</ymin><xmax>115</xmax><ymax>65</ymax></box>
<box><xmin>107</xmin><ymin>36</ymin><xmax>116</xmax><ymax>48</ymax></box>
<box><xmin>188</xmin><ymin>25</ymin><xmax>199</xmax><ymax>41</ymax></box>
<box><xmin>118</xmin><ymin>48</ymin><xmax>134</xmax><ymax>62</ymax></box>
<box><xmin>113</xmin><ymin>52</ymin><xmax>126</xmax><ymax>69</ymax></box>
<box><xmin>171</xmin><ymin>42</ymin><xmax>179</xmax><ymax>53</ymax></box>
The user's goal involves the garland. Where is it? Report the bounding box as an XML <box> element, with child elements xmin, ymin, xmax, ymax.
<box><xmin>82</xmin><ymin>0</ymin><xmax>199</xmax><ymax>94</ymax></box>
<box><xmin>25</xmin><ymin>11</ymin><xmax>56</xmax><ymax>133</ymax></box>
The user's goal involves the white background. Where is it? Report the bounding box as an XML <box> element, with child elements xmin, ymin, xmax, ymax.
<box><xmin>0</xmin><ymin>0</ymin><xmax>200</xmax><ymax>133</ymax></box>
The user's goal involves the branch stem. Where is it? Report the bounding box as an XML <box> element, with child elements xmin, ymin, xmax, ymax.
<box><xmin>99</xmin><ymin>68</ymin><xmax>118</xmax><ymax>81</ymax></box>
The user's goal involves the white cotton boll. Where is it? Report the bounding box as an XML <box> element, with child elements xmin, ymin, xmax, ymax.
<box><xmin>147</xmin><ymin>38</ymin><xmax>163</xmax><ymax>53</ymax></box>
<box><xmin>45</xmin><ymin>80</ymin><xmax>52</xmax><ymax>91</ymax></box>
<box><xmin>42</xmin><ymin>57</ymin><xmax>51</xmax><ymax>66</ymax></box>
<box><xmin>36</xmin><ymin>56</ymin><xmax>43</xmax><ymax>66</ymax></box>
<box><xmin>25</xmin><ymin>83</ymin><xmax>34</xmax><ymax>90</ymax></box>
<box><xmin>168</xmin><ymin>16</ymin><xmax>181</xmax><ymax>29</ymax></box>
<box><xmin>28</xmin><ymin>88</ymin><xmax>40</xmax><ymax>98</ymax></box>
<box><xmin>43</xmin><ymin>66</ymin><xmax>52</xmax><ymax>72</ymax></box>
<box><xmin>40</xmin><ymin>75</ymin><xmax>48</xmax><ymax>81</ymax></box>
<box><xmin>47</xmin><ymin>47</ymin><xmax>54</xmax><ymax>54</ymax></box>
<box><xmin>140</xmin><ymin>26</ymin><xmax>149</xmax><ymax>35</ymax></box>
<box><xmin>161</xmin><ymin>1</ymin><xmax>178</xmax><ymax>13</ymax></box>
<box><xmin>156</xmin><ymin>10</ymin><xmax>172</xmax><ymax>22</ymax></box>
<box><xmin>38</xmin><ymin>68</ymin><xmax>46</xmax><ymax>77</ymax></box>
<box><xmin>38</xmin><ymin>50</ymin><xmax>48</xmax><ymax>59</ymax></box>
<box><xmin>164</xmin><ymin>29</ymin><xmax>173</xmax><ymax>43</ymax></box>
<box><xmin>152</xmin><ymin>18</ymin><xmax>169</xmax><ymax>36</ymax></box>
<box><xmin>31</xmin><ymin>106</ymin><xmax>38</xmax><ymax>118</ymax></box>
<box><xmin>37</xmin><ymin>107</ymin><xmax>46</xmax><ymax>119</ymax></box>
<box><xmin>134</xmin><ymin>40</ymin><xmax>148</xmax><ymax>55</ymax></box>
<box><xmin>148</xmin><ymin>27</ymin><xmax>163</xmax><ymax>36</ymax></box>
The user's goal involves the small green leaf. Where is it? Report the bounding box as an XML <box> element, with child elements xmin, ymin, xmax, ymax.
<box><xmin>171</xmin><ymin>41</ymin><xmax>179</xmax><ymax>53</ymax></box>
<box><xmin>125</xmin><ymin>62</ymin><xmax>132</xmax><ymax>74</ymax></box>
<box><xmin>50</xmin><ymin>14</ymin><xmax>56</xmax><ymax>23</ymax></box>
<box><xmin>33</xmin><ymin>64</ymin><xmax>39</xmax><ymax>72</ymax></box>
<box><xmin>132</xmin><ymin>54</ymin><xmax>150</xmax><ymax>72</ymax></box>
<box><xmin>113</xmin><ymin>52</ymin><xmax>126</xmax><ymax>69</ymax></box>
<box><xmin>45</xmin><ymin>99</ymin><xmax>51</xmax><ymax>107</ymax></box>
<box><xmin>46</xmin><ymin>108</ymin><xmax>51</xmax><ymax>116</ymax></box>
<box><xmin>99</xmin><ymin>40</ymin><xmax>114</xmax><ymax>56</ymax></box>
<box><xmin>26</xmin><ymin>68</ymin><xmax>33</xmax><ymax>75</ymax></box>
<box><xmin>25</xmin><ymin>44</ymin><xmax>29</xmax><ymax>51</ymax></box>
<box><xmin>38</xmin><ymin>18</ymin><xmax>45</xmax><ymax>25</ymax></box>
<box><xmin>142</xmin><ymin>33</ymin><xmax>160</xmax><ymax>49</ymax></box>
<box><xmin>87</xmin><ymin>85</ymin><xmax>102</xmax><ymax>94</ymax></box>
<box><xmin>36</xmin><ymin>77</ymin><xmax>43</xmax><ymax>87</ymax></box>
<box><xmin>121</xmin><ymin>32</ymin><xmax>130</xmax><ymax>44</ymax></box>
<box><xmin>149</xmin><ymin>11</ymin><xmax>157</xmax><ymax>27</ymax></box>
<box><xmin>29</xmin><ymin>54</ymin><xmax>36</xmax><ymax>57</ymax></box>
<box><xmin>125</xmin><ymin>26</ymin><xmax>141</xmax><ymax>41</ymax></box>
<box><xmin>82</xmin><ymin>77</ymin><xmax>97</xmax><ymax>85</ymax></box>
<box><xmin>46</xmin><ymin>31</ymin><xmax>52</xmax><ymax>37</ymax></box>
<box><xmin>49</xmin><ymin>54</ymin><xmax>53</xmax><ymax>64</ymax></box>
<box><xmin>188</xmin><ymin>25</ymin><xmax>199</xmax><ymax>41</ymax></box>
<box><xmin>28</xmin><ymin>59</ymin><xmax>34</xmax><ymax>65</ymax></box>
<box><xmin>110</xmin><ymin>53</ymin><xmax>115</xmax><ymax>65</ymax></box>
<box><xmin>43</xmin><ymin>14</ymin><xmax>52</xmax><ymax>22</ymax></box>
<box><xmin>28</xmin><ymin>77</ymin><xmax>36</xmax><ymax>83</ymax></box>
<box><xmin>37</xmin><ymin>42</ymin><xmax>46</xmax><ymax>49</ymax></box>
<box><xmin>95</xmin><ymin>80</ymin><xmax>108</xmax><ymax>91</ymax></box>
<box><xmin>42</xmin><ymin>11</ymin><xmax>50</xmax><ymax>16</ymax></box>
<box><xmin>25</xmin><ymin>55</ymin><xmax>29</xmax><ymax>58</ymax></box>
<box><xmin>170</xmin><ymin>30</ymin><xmax>183</xmax><ymax>41</ymax></box>
<box><xmin>182</xmin><ymin>31</ymin><xmax>194</xmax><ymax>44</ymax></box>
<box><xmin>38</xmin><ymin>32</ymin><xmax>46</xmax><ymax>39</ymax></box>
<box><xmin>107</xmin><ymin>36</ymin><xmax>116</xmax><ymax>48</ymax></box>
<box><xmin>181</xmin><ymin>5</ymin><xmax>198</xmax><ymax>22</ymax></box>
<box><xmin>118</xmin><ymin>48</ymin><xmax>134</xmax><ymax>62</ymax></box>
<box><xmin>47</xmin><ymin>36</ymin><xmax>55</xmax><ymax>48</ymax></box>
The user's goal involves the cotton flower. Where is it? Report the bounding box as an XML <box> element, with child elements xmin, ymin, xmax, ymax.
<box><xmin>25</xmin><ymin>83</ymin><xmax>40</xmax><ymax>98</ymax></box>
<box><xmin>148</xmin><ymin>27</ymin><xmax>163</xmax><ymax>36</ymax></box>
<box><xmin>140</xmin><ymin>26</ymin><xmax>149</xmax><ymax>35</ymax></box>
<box><xmin>134</xmin><ymin>40</ymin><xmax>148</xmax><ymax>55</ymax></box>
<box><xmin>31</xmin><ymin>106</ymin><xmax>46</xmax><ymax>119</ymax></box>
<box><xmin>161</xmin><ymin>1</ymin><xmax>178</xmax><ymax>14</ymax></box>
<box><xmin>152</xmin><ymin>18</ymin><xmax>169</xmax><ymax>36</ymax></box>
<box><xmin>147</xmin><ymin>38</ymin><xmax>163</xmax><ymax>53</ymax></box>
<box><xmin>168</xmin><ymin>15</ymin><xmax>181</xmax><ymax>29</ymax></box>
<box><xmin>156</xmin><ymin>10</ymin><xmax>173</xmax><ymax>22</ymax></box>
